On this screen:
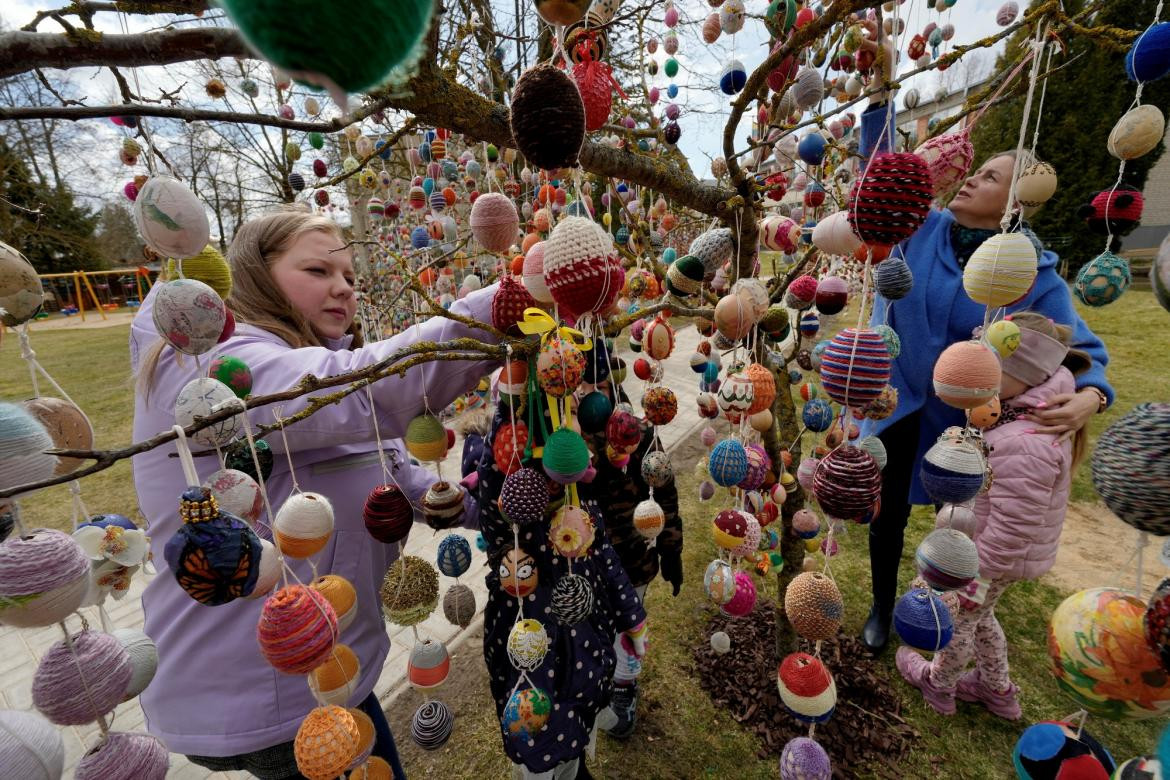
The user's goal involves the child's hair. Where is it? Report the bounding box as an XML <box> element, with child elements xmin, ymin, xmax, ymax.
<box><xmin>136</xmin><ymin>206</ymin><xmax>361</xmax><ymax>399</ymax></box>
<box><xmin>1006</xmin><ymin>311</ymin><xmax>1091</xmax><ymax>467</ymax></box>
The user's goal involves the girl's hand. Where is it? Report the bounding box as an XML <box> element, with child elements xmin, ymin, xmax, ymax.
<box><xmin>1024</xmin><ymin>390</ymin><xmax>1100</xmax><ymax>443</ymax></box>
<box><xmin>621</xmin><ymin>621</ymin><xmax>649</xmax><ymax>659</ymax></box>
<box><xmin>859</xmin><ymin>19</ymin><xmax>898</xmax><ymax>103</ymax></box>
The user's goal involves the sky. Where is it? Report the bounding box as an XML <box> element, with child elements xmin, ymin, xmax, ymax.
<box><xmin>1</xmin><ymin>0</ymin><xmax>1016</xmax><ymax>210</ymax></box>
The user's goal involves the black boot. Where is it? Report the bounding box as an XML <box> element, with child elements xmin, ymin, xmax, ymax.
<box><xmin>862</xmin><ymin>605</ymin><xmax>893</xmax><ymax>654</ymax></box>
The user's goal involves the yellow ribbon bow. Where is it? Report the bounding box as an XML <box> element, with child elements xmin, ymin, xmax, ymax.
<box><xmin>516</xmin><ymin>307</ymin><xmax>593</xmax><ymax>352</ymax></box>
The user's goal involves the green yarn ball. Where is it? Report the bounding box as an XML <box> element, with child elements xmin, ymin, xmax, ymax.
<box><xmin>486</xmin><ymin>144</ymin><xmax>499</xmax><ymax>162</ymax></box>
<box><xmin>169</xmin><ymin>246</ymin><xmax>232</xmax><ymax>298</ymax></box>
<box><xmin>542</xmin><ymin>428</ymin><xmax>590</xmax><ymax>484</ymax></box>
<box><xmin>218</xmin><ymin>0</ymin><xmax>434</xmax><ymax>93</ymax></box>
<box><xmin>1074</xmin><ymin>250</ymin><xmax>1132</xmax><ymax>307</ymax></box>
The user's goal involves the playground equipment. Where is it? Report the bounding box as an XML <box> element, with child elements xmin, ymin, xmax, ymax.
<box><xmin>36</xmin><ymin>267</ymin><xmax>157</xmax><ymax>322</ymax></box>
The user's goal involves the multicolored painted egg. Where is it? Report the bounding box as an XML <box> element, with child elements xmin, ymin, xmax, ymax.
<box><xmin>502</xmin><ymin>686</ymin><xmax>552</xmax><ymax>741</ymax></box>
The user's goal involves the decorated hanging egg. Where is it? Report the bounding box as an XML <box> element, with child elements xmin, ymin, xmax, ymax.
<box><xmin>985</xmin><ymin>318</ymin><xmax>1021</xmax><ymax>357</ymax></box>
<box><xmin>642</xmin><ymin>386</ymin><xmax>678</xmax><ymax>426</ymax></box>
<box><xmin>0</xmin><ymin>241</ymin><xmax>42</xmax><ymax>327</ymax></box>
<box><xmin>1016</xmin><ymin>162</ymin><xmax>1058</xmax><ymax>209</ymax></box>
<box><xmin>422</xmin><ymin>481</ymin><xmax>466</xmax><ymax>531</ymax></box>
<box><xmin>274</xmin><ymin>491</ymin><xmax>335</xmax><ymax>559</ymax></box>
<box><xmin>719</xmin><ymin>59</ymin><xmax>747</xmax><ymax>95</ymax></box>
<box><xmin>719</xmin><ymin>0</ymin><xmax>745</xmax><ymax>33</ymax></box>
<box><xmin>962</xmin><ymin>233</ymin><xmax>1038</xmax><ymax>307</ymax></box>
<box><xmin>933</xmin><ymin>341</ymin><xmax>1001</xmax><ymax>408</ymax></box>
<box><xmin>777</xmin><ymin>652</ymin><xmax>837</xmax><ymax>723</ymax></box>
<box><xmin>717</xmin><ymin>373</ymin><xmax>755</xmax><ymax>423</ymax></box>
<box><xmin>503</xmin><ymin>686</ymin><xmax>552</xmax><ymax>741</ymax></box>
<box><xmin>642</xmin><ymin>317</ymin><xmax>675</xmax><ymax>360</ymax></box>
<box><xmin>436</xmin><ymin>534</ymin><xmax>472</xmax><ymax>578</ymax></box>
<box><xmin>133</xmin><ymin>176</ymin><xmax>210</xmax><ymax>258</ymax></box>
<box><xmin>633</xmin><ymin>498</ymin><xmax>666</xmax><ymax>541</ymax></box>
<box><xmin>818</xmin><ymin>328</ymin><xmax>892</xmax><ymax>408</ymax></box>
<box><xmin>203</xmin><ymin>468</ymin><xmax>263</xmax><ymax>526</ymax></box>
<box><xmin>174</xmin><ymin>377</ymin><xmax>241</xmax><ymax>447</ymax></box>
<box><xmin>641</xmin><ymin>450</ymin><xmax>674</xmax><ymax>488</ymax></box>
<box><xmin>847</xmin><ymin>153</ymin><xmax>933</xmax><ymax>246</ymax></box>
<box><xmin>550</xmin><ymin>505</ymin><xmax>595</xmax><ymax>558</ymax></box>
<box><xmin>152</xmin><ymin>278</ymin><xmax>227</xmax><ymax>356</ymax></box>
<box><xmin>405</xmin><ymin>414</ymin><xmax>447</xmax><ymax>462</ymax></box>
<box><xmin>1108</xmin><ymin>105</ymin><xmax>1166</xmax><ymax>161</ymax></box>
<box><xmin>542</xmin><ymin>217</ymin><xmax>624</xmax><ymax>318</ymax></box>
<box><xmin>498</xmin><ymin>547</ymin><xmax>538</xmax><ymax>598</ymax></box>
<box><xmin>1075</xmin><ymin>251</ymin><xmax>1132</xmax><ymax>307</ymax></box>
<box><xmin>0</xmin><ymin>529</ymin><xmax>91</xmax><ymax>627</ymax></box>
<box><xmin>542</xmin><ymin>428</ymin><xmax>590</xmax><ymax>484</ymax></box>
<box><xmin>722</xmin><ymin>570</ymin><xmax>757</xmax><ymax>616</ymax></box>
<box><xmin>166</xmin><ymin>486</ymin><xmax>263</xmax><ymax>605</ymax></box>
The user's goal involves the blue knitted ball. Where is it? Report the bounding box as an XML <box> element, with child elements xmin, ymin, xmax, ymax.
<box><xmin>894</xmin><ymin>588</ymin><xmax>954</xmax><ymax>651</ymax></box>
<box><xmin>709</xmin><ymin>439</ymin><xmax>749</xmax><ymax>487</ymax></box>
<box><xmin>1126</xmin><ymin>22</ymin><xmax>1170</xmax><ymax>83</ymax></box>
<box><xmin>411</xmin><ymin>226</ymin><xmax>431</xmax><ymax>249</ymax></box>
<box><xmin>919</xmin><ymin>440</ymin><xmax>985</xmax><ymax>504</ymax></box>
<box><xmin>798</xmin><ymin>133</ymin><xmax>827</xmax><ymax>165</ymax></box>
<box><xmin>802</xmin><ymin>399</ymin><xmax>834</xmax><ymax>432</ymax></box>
<box><xmin>436</xmin><ymin>534</ymin><xmax>472</xmax><ymax>578</ymax></box>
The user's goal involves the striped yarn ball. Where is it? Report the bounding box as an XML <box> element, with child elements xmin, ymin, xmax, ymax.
<box><xmin>295</xmin><ymin>706</ymin><xmax>360</xmax><ymax>780</ymax></box>
<box><xmin>709</xmin><ymin>439</ymin><xmax>749</xmax><ymax>487</ymax></box>
<box><xmin>74</xmin><ymin>732</ymin><xmax>168</xmax><ymax>780</ymax></box>
<box><xmin>858</xmin><ymin>435</ymin><xmax>888</xmax><ymax>470</ymax></box>
<box><xmin>932</xmin><ymin>341</ymin><xmax>1001</xmax><ymax>409</ymax></box>
<box><xmin>780</xmin><ymin>736</ymin><xmax>831</xmax><ymax>780</ymax></box>
<box><xmin>112</xmin><ymin>628</ymin><xmax>158</xmax><ymax>701</ymax></box>
<box><xmin>363</xmin><ymin>484</ymin><xmax>413</xmax><ymax>544</ymax></box>
<box><xmin>0</xmin><ymin>402</ymin><xmax>58</xmax><ymax>495</ymax></box>
<box><xmin>784</xmin><ymin>572</ymin><xmax>844</xmax><ymax>641</ymax></box>
<box><xmin>422</xmin><ymin>481</ymin><xmax>466</xmax><ymax>531</ymax></box>
<box><xmin>0</xmin><ymin>709</ymin><xmax>64</xmax><ymax>780</ymax></box>
<box><xmin>510</xmin><ymin>64</ymin><xmax>585</xmax><ymax>171</ymax></box>
<box><xmin>437</xmin><ymin>534</ymin><xmax>472</xmax><ymax>578</ymax></box>
<box><xmin>542</xmin><ymin>217</ymin><xmax>624</xmax><ymax>317</ymax></box>
<box><xmin>666</xmin><ymin>254</ymin><xmax>705</xmax><ymax>297</ymax></box>
<box><xmin>470</xmin><ymin>192</ymin><xmax>519</xmax><ymax>253</ymax></box>
<box><xmin>915</xmin><ymin>528</ymin><xmax>980</xmax><ymax>591</ymax></box>
<box><xmin>1091</xmin><ymin>403</ymin><xmax>1170</xmax><ymax>534</ymax></box>
<box><xmin>873</xmin><ymin>256</ymin><xmax>914</xmax><ymax>300</ymax></box>
<box><xmin>257</xmin><ymin>584</ymin><xmax>338</xmax><ymax>674</ymax></box>
<box><xmin>847</xmin><ymin>153</ymin><xmax>933</xmax><ymax>246</ymax></box>
<box><xmin>405</xmin><ymin>414</ymin><xmax>447</xmax><ymax>462</ymax></box>
<box><xmin>381</xmin><ymin>555</ymin><xmax>439</xmax><ymax>626</ymax></box>
<box><xmin>818</xmin><ymin>328</ymin><xmax>892</xmax><ymax>408</ymax></box>
<box><xmin>962</xmin><ymin>233</ymin><xmax>1038</xmax><ymax>307</ymax></box>
<box><xmin>33</xmin><ymin>630</ymin><xmax>132</xmax><ymax>726</ymax></box>
<box><xmin>309</xmin><ymin>644</ymin><xmax>360</xmax><ymax>706</ymax></box>
<box><xmin>274</xmin><ymin>492</ymin><xmax>334</xmax><ymax>559</ymax></box>
<box><xmin>812</xmin><ymin>445</ymin><xmax>882</xmax><ymax>520</ymax></box>
<box><xmin>633</xmin><ymin>498</ymin><xmax>666</xmax><ymax>540</ymax></box>
<box><xmin>894</xmin><ymin>588</ymin><xmax>954</xmax><ymax>651</ymax></box>
<box><xmin>777</xmin><ymin>652</ymin><xmax>837</xmax><ymax>723</ymax></box>
<box><xmin>411</xmin><ymin>700</ymin><xmax>454</xmax><ymax>750</ymax></box>
<box><xmin>407</xmin><ymin>638</ymin><xmax>450</xmax><ymax>690</ymax></box>
<box><xmin>311</xmin><ymin>575</ymin><xmax>358</xmax><ymax>634</ymax></box>
<box><xmin>722</xmin><ymin>570</ymin><xmax>757</xmax><ymax>617</ymax></box>
<box><xmin>1075</xmin><ymin>250</ymin><xmax>1132</xmax><ymax>307</ymax></box>
<box><xmin>443</xmin><ymin>583</ymin><xmax>477</xmax><ymax>628</ymax></box>
<box><xmin>785</xmin><ymin>275</ymin><xmax>819</xmax><ymax>310</ymax></box>
<box><xmin>551</xmin><ymin>572</ymin><xmax>594</xmax><ymax>625</ymax></box>
<box><xmin>920</xmin><ymin>438</ymin><xmax>986</xmax><ymax>505</ymax></box>
<box><xmin>0</xmin><ymin>529</ymin><xmax>90</xmax><ymax>627</ymax></box>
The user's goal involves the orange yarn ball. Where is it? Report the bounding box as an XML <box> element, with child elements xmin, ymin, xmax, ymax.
<box><xmin>521</xmin><ymin>232</ymin><xmax>542</xmax><ymax>254</ymax></box>
<box><xmin>294</xmin><ymin>706</ymin><xmax>360</xmax><ymax>780</ymax></box>
<box><xmin>932</xmin><ymin>341</ymin><xmax>1002</xmax><ymax>409</ymax></box>
<box><xmin>352</xmin><ymin>757</ymin><xmax>393</xmax><ymax>779</ymax></box>
<box><xmin>347</xmin><ymin>707</ymin><xmax>376</xmax><ymax>769</ymax></box>
<box><xmin>419</xmin><ymin>268</ymin><xmax>437</xmax><ymax>286</ymax></box>
<box><xmin>311</xmin><ymin>574</ymin><xmax>357</xmax><ymax>631</ymax></box>
<box><xmin>746</xmin><ymin>363</ymin><xmax>777</xmax><ymax>414</ymax></box>
<box><xmin>311</xmin><ymin>644</ymin><xmax>359</xmax><ymax>692</ymax></box>
<box><xmin>510</xmin><ymin>255</ymin><xmax>525</xmax><ymax>275</ymax></box>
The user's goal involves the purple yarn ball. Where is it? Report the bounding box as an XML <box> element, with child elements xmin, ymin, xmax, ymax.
<box><xmin>780</xmin><ymin>737</ymin><xmax>831</xmax><ymax>780</ymax></box>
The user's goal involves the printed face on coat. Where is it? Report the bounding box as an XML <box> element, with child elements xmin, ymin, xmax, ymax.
<box><xmin>499</xmin><ymin>547</ymin><xmax>538</xmax><ymax>597</ymax></box>
<box><xmin>270</xmin><ymin>229</ymin><xmax>357</xmax><ymax>341</ymax></box>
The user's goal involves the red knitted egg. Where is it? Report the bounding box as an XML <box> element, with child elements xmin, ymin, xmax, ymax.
<box><xmin>847</xmin><ymin>153</ymin><xmax>934</xmax><ymax>246</ymax></box>
<box><xmin>542</xmin><ymin>217</ymin><xmax>624</xmax><ymax>318</ymax></box>
<box><xmin>811</xmin><ymin>445</ymin><xmax>881</xmax><ymax>520</ymax></box>
<box><xmin>493</xmin><ymin>421</ymin><xmax>529</xmax><ymax>475</ymax></box>
<box><xmin>785</xmin><ymin>274</ymin><xmax>819</xmax><ymax>309</ymax></box>
<box><xmin>819</xmin><ymin>328</ymin><xmax>892</xmax><ymax>408</ymax></box>
<box><xmin>492</xmin><ymin>275</ymin><xmax>537</xmax><ymax>335</ymax></box>
<box><xmin>571</xmin><ymin>57</ymin><xmax>614</xmax><ymax>132</ymax></box>
<box><xmin>363</xmin><ymin>484</ymin><xmax>414</xmax><ymax>544</ymax></box>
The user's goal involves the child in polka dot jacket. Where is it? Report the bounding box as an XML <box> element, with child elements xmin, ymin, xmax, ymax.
<box><xmin>472</xmin><ymin>404</ymin><xmax>647</xmax><ymax>779</ymax></box>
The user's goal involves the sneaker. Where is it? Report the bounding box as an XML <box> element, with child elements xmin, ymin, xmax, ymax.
<box><xmin>600</xmin><ymin>682</ymin><xmax>639</xmax><ymax>739</ymax></box>
<box><xmin>956</xmin><ymin>669</ymin><xmax>1022</xmax><ymax>720</ymax></box>
<box><xmin>895</xmin><ymin>647</ymin><xmax>956</xmax><ymax>715</ymax></box>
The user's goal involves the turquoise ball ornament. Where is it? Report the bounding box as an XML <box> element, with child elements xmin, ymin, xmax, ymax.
<box><xmin>709</xmin><ymin>439</ymin><xmax>749</xmax><ymax>487</ymax></box>
<box><xmin>1074</xmin><ymin>251</ymin><xmax>1132</xmax><ymax>307</ymax></box>
<box><xmin>662</xmin><ymin>247</ymin><xmax>677</xmax><ymax>264</ymax></box>
<box><xmin>217</xmin><ymin>0</ymin><xmax>433</xmax><ymax>94</ymax></box>
<box><xmin>578</xmin><ymin>391</ymin><xmax>613</xmax><ymax>433</ymax></box>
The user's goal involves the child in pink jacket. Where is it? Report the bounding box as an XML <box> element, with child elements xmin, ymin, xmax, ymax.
<box><xmin>897</xmin><ymin>312</ymin><xmax>1093</xmax><ymax>720</ymax></box>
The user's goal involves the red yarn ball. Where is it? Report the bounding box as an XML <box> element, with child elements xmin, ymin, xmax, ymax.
<box><xmin>257</xmin><ymin>584</ymin><xmax>338</xmax><ymax>674</ymax></box>
<box><xmin>492</xmin><ymin>275</ymin><xmax>537</xmax><ymax>335</ymax></box>
<box><xmin>363</xmin><ymin>484</ymin><xmax>414</xmax><ymax>544</ymax></box>
<box><xmin>811</xmin><ymin>445</ymin><xmax>881</xmax><ymax>520</ymax></box>
<box><xmin>847</xmin><ymin>153</ymin><xmax>933</xmax><ymax>247</ymax></box>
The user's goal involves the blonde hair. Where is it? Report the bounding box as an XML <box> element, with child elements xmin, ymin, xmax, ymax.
<box><xmin>1007</xmin><ymin>311</ymin><xmax>1090</xmax><ymax>468</ymax></box>
<box><xmin>136</xmin><ymin>207</ymin><xmax>362</xmax><ymax>399</ymax></box>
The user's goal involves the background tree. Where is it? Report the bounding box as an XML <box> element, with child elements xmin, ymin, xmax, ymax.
<box><xmin>93</xmin><ymin>202</ymin><xmax>144</xmax><ymax>266</ymax></box>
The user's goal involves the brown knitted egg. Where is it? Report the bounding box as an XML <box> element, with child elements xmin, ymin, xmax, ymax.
<box><xmin>510</xmin><ymin>64</ymin><xmax>586</xmax><ymax>171</ymax></box>
<box><xmin>784</xmin><ymin>571</ymin><xmax>844</xmax><ymax>641</ymax></box>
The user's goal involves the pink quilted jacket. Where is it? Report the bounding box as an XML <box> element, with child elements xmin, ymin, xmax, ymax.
<box><xmin>974</xmin><ymin>367</ymin><xmax>1076</xmax><ymax>581</ymax></box>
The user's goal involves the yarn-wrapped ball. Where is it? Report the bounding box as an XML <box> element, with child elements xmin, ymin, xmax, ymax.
<box><xmin>736</xmin><ymin>444</ymin><xmax>770</xmax><ymax>492</ymax></box>
<box><xmin>914</xmin><ymin>130</ymin><xmax>974</xmax><ymax>198</ymax></box>
<box><xmin>665</xmin><ymin>254</ymin><xmax>705</xmax><ymax>297</ymax></box>
<box><xmin>932</xmin><ymin>341</ymin><xmax>1001</xmax><ymax>409</ymax></box>
<box><xmin>722</xmin><ymin>570</ymin><xmax>757</xmax><ymax>617</ymax></box>
<box><xmin>812</xmin><ymin>446</ymin><xmax>882</xmax><ymax>520</ymax></box>
<box><xmin>1145</xmin><ymin>578</ymin><xmax>1170</xmax><ymax>672</ymax></box>
<box><xmin>641</xmin><ymin>450</ymin><xmax>674</xmax><ymax>488</ymax></box>
<box><xmin>847</xmin><ymin>153</ymin><xmax>933</xmax><ymax>246</ymax></box>
<box><xmin>780</xmin><ymin>737</ymin><xmax>831</xmax><ymax>780</ymax></box>
<box><xmin>405</xmin><ymin>414</ymin><xmax>447</xmax><ymax>462</ymax></box>
<box><xmin>470</xmin><ymin>192</ymin><xmax>519</xmax><ymax>253</ymax></box>
<box><xmin>152</xmin><ymin>278</ymin><xmax>226</xmax><ymax>356</ymax></box>
<box><xmin>133</xmin><ymin>175</ymin><xmax>210</xmax><ymax>258</ymax></box>
<box><xmin>437</xmin><ymin>534</ymin><xmax>472</xmax><ymax>578</ymax></box>
<box><xmin>642</xmin><ymin>386</ymin><xmax>678</xmax><ymax>426</ymax></box>
<box><xmin>777</xmin><ymin>652</ymin><xmax>837</xmax><ymax>723</ymax></box>
<box><xmin>813</xmin><ymin>276</ymin><xmax>848</xmax><ymax>315</ymax></box>
<box><xmin>503</xmin><ymin>686</ymin><xmax>552</xmax><ymax>741</ymax></box>
<box><xmin>381</xmin><ymin>555</ymin><xmax>439</xmax><ymax>626</ymax></box>
<box><xmin>915</xmin><ymin>528</ymin><xmax>980</xmax><ymax>591</ymax></box>
<box><xmin>542</xmin><ymin>429</ymin><xmax>590</xmax><ymax>485</ymax></box>
<box><xmin>309</xmin><ymin>644</ymin><xmax>361</xmax><ymax>707</ymax></box>
<box><xmin>522</xmin><ymin>241</ymin><xmax>553</xmax><ymax>303</ymax></box>
<box><xmin>1050</xmin><ymin>588</ymin><xmax>1170</xmax><ymax>720</ymax></box>
<box><xmin>0</xmin><ymin>241</ymin><xmax>44</xmax><ymax>327</ymax></box>
<box><xmin>422</xmin><ymin>481</ymin><xmax>466</xmax><ymax>530</ymax></box>
<box><xmin>0</xmin><ymin>528</ymin><xmax>90</xmax><ymax>628</ymax></box>
<box><xmin>510</xmin><ymin>64</ymin><xmax>585</xmax><ymax>170</ymax></box>
<box><xmin>874</xmin><ymin>256</ymin><xmax>914</xmax><ymax>300</ymax></box>
<box><xmin>709</xmin><ymin>439</ymin><xmax>749</xmax><ymax>487</ymax></box>
<box><xmin>689</xmin><ymin>228</ymin><xmax>735</xmax><ymax>274</ymax></box>
<box><xmin>1074</xmin><ymin>250</ymin><xmax>1132</xmax><ymax>307</ymax></box>
<box><xmin>74</xmin><ymin>731</ymin><xmax>168</xmax><ymax>780</ymax></box>
<box><xmin>785</xmin><ymin>274</ymin><xmax>819</xmax><ymax>311</ymax></box>
<box><xmin>894</xmin><ymin>588</ymin><xmax>955</xmax><ymax>651</ymax></box>
<box><xmin>248</xmin><ymin>539</ymin><xmax>281</xmax><ymax>600</ymax></box>
<box><xmin>294</xmin><ymin>705</ymin><xmax>360</xmax><ymax>780</ymax></box>
<box><xmin>345</xmin><ymin>709</ymin><xmax>377</xmax><ymax>772</ymax></box>
<box><xmin>552</xmin><ymin>572</ymin><xmax>595</xmax><ymax>625</ymax></box>
<box><xmin>1126</xmin><ymin>21</ymin><xmax>1170</xmax><ymax>82</ymax></box>
<box><xmin>550</xmin><ymin>504</ymin><xmax>596</xmax><ymax>558</ymax></box>
<box><xmin>920</xmin><ymin>438</ymin><xmax>986</xmax><ymax>505</ymax></box>
<box><xmin>0</xmin><ymin>709</ymin><xmax>64</xmax><ymax>780</ymax></box>
<box><xmin>173</xmin><ymin>244</ymin><xmax>232</xmax><ymax>299</ymax></box>
<box><xmin>32</xmin><ymin>630</ymin><xmax>132</xmax><ymax>725</ymax></box>
<box><xmin>784</xmin><ymin>572</ymin><xmax>844</xmax><ymax>641</ymax></box>
<box><xmin>810</xmin><ymin>210</ymin><xmax>860</xmax><ymax>257</ymax></box>
<box><xmin>274</xmin><ymin>491</ymin><xmax>334</xmax><ymax>559</ymax></box>
<box><xmin>305</xmin><ymin>575</ymin><xmax>357</xmax><ymax>637</ymax></box>
<box><xmin>257</xmin><ymin>584</ymin><xmax>337</xmax><ymax>674</ymax></box>
<box><xmin>536</xmin><ymin>336</ymin><xmax>587</xmax><ymax>398</ymax></box>
<box><xmin>871</xmin><ymin>324</ymin><xmax>901</xmax><ymax>360</ymax></box>
<box><xmin>411</xmin><ymin>700</ymin><xmax>454</xmax><ymax>750</ymax></box>
<box><xmin>542</xmin><ymin>217</ymin><xmax>623</xmax><ymax>317</ymax></box>
<box><xmin>363</xmin><ymin>484</ymin><xmax>413</xmax><ymax>544</ymax></box>
<box><xmin>633</xmin><ymin>498</ymin><xmax>666</xmax><ymax>541</ymax></box>
<box><xmin>746</xmin><ymin>363</ymin><xmax>777</xmax><ymax>414</ymax></box>
<box><xmin>1091</xmin><ymin>403</ymin><xmax>1170</xmax><ymax>534</ymax></box>
<box><xmin>818</xmin><ymin>328</ymin><xmax>891</xmax><ymax>408</ymax></box>
<box><xmin>112</xmin><ymin>627</ymin><xmax>158</xmax><ymax>701</ymax></box>
<box><xmin>443</xmin><ymin>583</ymin><xmax>477</xmax><ymax>628</ymax></box>
<box><xmin>492</xmin><ymin>274</ymin><xmax>538</xmax><ymax>336</ymax></box>
<box><xmin>407</xmin><ymin>638</ymin><xmax>450</xmax><ymax>690</ymax></box>
<box><xmin>500</xmin><ymin>467</ymin><xmax>551</xmax><ymax>526</ymax></box>
<box><xmin>792</xmin><ymin>509</ymin><xmax>820</xmax><ymax>539</ymax></box>
<box><xmin>962</xmin><ymin>232</ymin><xmax>1039</xmax><ymax>307</ymax></box>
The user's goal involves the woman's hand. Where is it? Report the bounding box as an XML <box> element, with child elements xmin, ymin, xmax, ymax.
<box><xmin>859</xmin><ymin>18</ymin><xmax>898</xmax><ymax>104</ymax></box>
<box><xmin>1024</xmin><ymin>389</ymin><xmax>1101</xmax><ymax>443</ymax></box>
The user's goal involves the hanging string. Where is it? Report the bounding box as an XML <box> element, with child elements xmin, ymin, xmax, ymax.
<box><xmin>273</xmin><ymin>408</ymin><xmax>303</xmax><ymax>494</ymax></box>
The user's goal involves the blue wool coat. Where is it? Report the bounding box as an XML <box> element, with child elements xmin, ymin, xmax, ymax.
<box><xmin>858</xmin><ymin>102</ymin><xmax>1114</xmax><ymax>504</ymax></box>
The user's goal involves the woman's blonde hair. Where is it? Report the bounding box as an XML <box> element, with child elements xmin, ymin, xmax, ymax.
<box><xmin>136</xmin><ymin>206</ymin><xmax>362</xmax><ymax>398</ymax></box>
<box><xmin>1007</xmin><ymin>310</ymin><xmax>1091</xmax><ymax>468</ymax></box>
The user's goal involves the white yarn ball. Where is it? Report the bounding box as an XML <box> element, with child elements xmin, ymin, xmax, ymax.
<box><xmin>112</xmin><ymin>628</ymin><xmax>158</xmax><ymax>701</ymax></box>
<box><xmin>0</xmin><ymin>709</ymin><xmax>64</xmax><ymax>780</ymax></box>
<box><xmin>246</xmin><ymin>539</ymin><xmax>282</xmax><ymax>599</ymax></box>
<box><xmin>274</xmin><ymin>492</ymin><xmax>335</xmax><ymax>541</ymax></box>
<box><xmin>710</xmin><ymin>631</ymin><xmax>731</xmax><ymax>654</ymax></box>
<box><xmin>174</xmin><ymin>378</ymin><xmax>240</xmax><ymax>448</ymax></box>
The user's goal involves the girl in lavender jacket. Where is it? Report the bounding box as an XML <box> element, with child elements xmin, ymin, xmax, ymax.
<box><xmin>896</xmin><ymin>313</ymin><xmax>1090</xmax><ymax>720</ymax></box>
<box><xmin>131</xmin><ymin>209</ymin><xmax>499</xmax><ymax>778</ymax></box>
